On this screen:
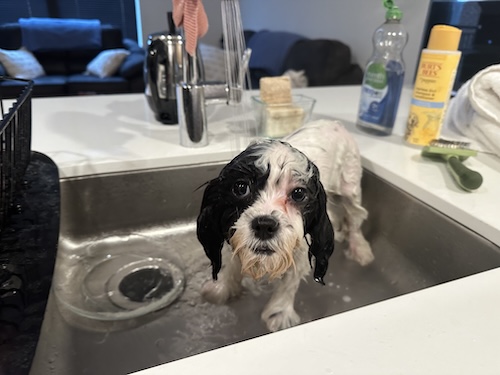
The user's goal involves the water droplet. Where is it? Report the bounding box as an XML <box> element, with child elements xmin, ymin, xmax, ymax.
<box><xmin>342</xmin><ymin>295</ymin><xmax>352</xmax><ymax>303</ymax></box>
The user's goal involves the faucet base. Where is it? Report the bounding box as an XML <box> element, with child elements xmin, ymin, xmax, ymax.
<box><xmin>177</xmin><ymin>82</ymin><xmax>209</xmax><ymax>147</ymax></box>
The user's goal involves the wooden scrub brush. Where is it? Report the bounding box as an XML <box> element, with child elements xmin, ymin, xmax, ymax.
<box><xmin>421</xmin><ymin>138</ymin><xmax>483</xmax><ymax>192</ymax></box>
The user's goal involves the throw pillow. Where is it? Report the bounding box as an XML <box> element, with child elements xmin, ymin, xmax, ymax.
<box><xmin>86</xmin><ymin>49</ymin><xmax>130</xmax><ymax>78</ymax></box>
<box><xmin>0</xmin><ymin>47</ymin><xmax>45</xmax><ymax>80</ymax></box>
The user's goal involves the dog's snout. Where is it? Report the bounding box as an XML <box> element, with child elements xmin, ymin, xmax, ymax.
<box><xmin>251</xmin><ymin>215</ymin><xmax>279</xmax><ymax>240</ymax></box>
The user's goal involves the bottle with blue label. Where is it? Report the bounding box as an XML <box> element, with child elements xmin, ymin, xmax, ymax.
<box><xmin>357</xmin><ymin>0</ymin><xmax>408</xmax><ymax>136</ymax></box>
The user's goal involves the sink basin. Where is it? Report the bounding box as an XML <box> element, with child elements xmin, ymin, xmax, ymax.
<box><xmin>31</xmin><ymin>162</ymin><xmax>500</xmax><ymax>375</ymax></box>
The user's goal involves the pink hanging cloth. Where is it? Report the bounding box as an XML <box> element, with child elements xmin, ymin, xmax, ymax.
<box><xmin>172</xmin><ymin>0</ymin><xmax>209</xmax><ymax>56</ymax></box>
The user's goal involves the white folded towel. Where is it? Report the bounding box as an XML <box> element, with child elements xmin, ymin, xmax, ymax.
<box><xmin>445</xmin><ymin>63</ymin><xmax>500</xmax><ymax>157</ymax></box>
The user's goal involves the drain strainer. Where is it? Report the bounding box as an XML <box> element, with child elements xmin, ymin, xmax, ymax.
<box><xmin>106</xmin><ymin>260</ymin><xmax>182</xmax><ymax>311</ymax></box>
<box><xmin>119</xmin><ymin>267</ymin><xmax>174</xmax><ymax>302</ymax></box>
<box><xmin>53</xmin><ymin>234</ymin><xmax>186</xmax><ymax>321</ymax></box>
<box><xmin>55</xmin><ymin>253</ymin><xmax>184</xmax><ymax>321</ymax></box>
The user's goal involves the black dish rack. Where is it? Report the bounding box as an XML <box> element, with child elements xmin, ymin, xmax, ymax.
<box><xmin>0</xmin><ymin>77</ymin><xmax>34</xmax><ymax>230</ymax></box>
<box><xmin>0</xmin><ymin>78</ymin><xmax>60</xmax><ymax>374</ymax></box>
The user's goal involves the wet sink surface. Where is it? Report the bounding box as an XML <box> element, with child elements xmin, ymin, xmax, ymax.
<box><xmin>31</xmin><ymin>163</ymin><xmax>500</xmax><ymax>375</ymax></box>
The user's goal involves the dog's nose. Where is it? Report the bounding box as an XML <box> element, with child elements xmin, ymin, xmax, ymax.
<box><xmin>251</xmin><ymin>215</ymin><xmax>279</xmax><ymax>240</ymax></box>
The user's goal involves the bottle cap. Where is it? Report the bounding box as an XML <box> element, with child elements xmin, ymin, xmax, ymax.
<box><xmin>427</xmin><ymin>25</ymin><xmax>462</xmax><ymax>51</ymax></box>
<box><xmin>383</xmin><ymin>0</ymin><xmax>403</xmax><ymax>20</ymax></box>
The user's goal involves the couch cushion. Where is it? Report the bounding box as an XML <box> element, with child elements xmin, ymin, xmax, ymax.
<box><xmin>0</xmin><ymin>47</ymin><xmax>45</xmax><ymax>79</ymax></box>
<box><xmin>0</xmin><ymin>75</ymin><xmax>66</xmax><ymax>98</ymax></box>
<box><xmin>31</xmin><ymin>75</ymin><xmax>68</xmax><ymax>96</ymax></box>
<box><xmin>0</xmin><ymin>23</ymin><xmax>23</xmax><ymax>49</ymax></box>
<box><xmin>67</xmin><ymin>74</ymin><xmax>129</xmax><ymax>95</ymax></box>
<box><xmin>19</xmin><ymin>17</ymin><xmax>102</xmax><ymax>51</ymax></box>
<box><xmin>85</xmin><ymin>48</ymin><xmax>130</xmax><ymax>78</ymax></box>
<box><xmin>34</xmin><ymin>51</ymin><xmax>68</xmax><ymax>75</ymax></box>
<box><xmin>0</xmin><ymin>79</ymin><xmax>31</xmax><ymax>98</ymax></box>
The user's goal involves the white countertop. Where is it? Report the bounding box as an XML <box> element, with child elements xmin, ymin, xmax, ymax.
<box><xmin>30</xmin><ymin>86</ymin><xmax>500</xmax><ymax>374</ymax></box>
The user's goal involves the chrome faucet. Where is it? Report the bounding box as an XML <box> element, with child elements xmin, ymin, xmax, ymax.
<box><xmin>176</xmin><ymin>40</ymin><xmax>251</xmax><ymax>147</ymax></box>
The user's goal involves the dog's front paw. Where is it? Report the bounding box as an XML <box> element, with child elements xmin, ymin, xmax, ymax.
<box><xmin>201</xmin><ymin>279</ymin><xmax>241</xmax><ymax>305</ymax></box>
<box><xmin>345</xmin><ymin>234</ymin><xmax>374</xmax><ymax>266</ymax></box>
<box><xmin>345</xmin><ymin>248</ymin><xmax>374</xmax><ymax>266</ymax></box>
<box><xmin>261</xmin><ymin>305</ymin><xmax>300</xmax><ymax>332</ymax></box>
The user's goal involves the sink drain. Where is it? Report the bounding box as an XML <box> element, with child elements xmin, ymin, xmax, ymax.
<box><xmin>118</xmin><ymin>267</ymin><xmax>174</xmax><ymax>303</ymax></box>
<box><xmin>54</xmin><ymin>234</ymin><xmax>187</xmax><ymax>321</ymax></box>
<box><xmin>65</xmin><ymin>252</ymin><xmax>186</xmax><ymax>320</ymax></box>
<box><xmin>105</xmin><ymin>257</ymin><xmax>185</xmax><ymax>312</ymax></box>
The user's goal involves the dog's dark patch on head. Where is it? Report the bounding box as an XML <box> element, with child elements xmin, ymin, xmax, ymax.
<box><xmin>197</xmin><ymin>141</ymin><xmax>274</xmax><ymax>279</ymax></box>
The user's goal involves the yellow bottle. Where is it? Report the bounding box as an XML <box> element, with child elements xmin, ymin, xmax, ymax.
<box><xmin>405</xmin><ymin>25</ymin><xmax>462</xmax><ymax>146</ymax></box>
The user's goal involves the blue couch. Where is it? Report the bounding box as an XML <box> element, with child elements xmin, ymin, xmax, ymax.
<box><xmin>242</xmin><ymin>30</ymin><xmax>363</xmax><ymax>88</ymax></box>
<box><xmin>0</xmin><ymin>21</ymin><xmax>145</xmax><ymax>98</ymax></box>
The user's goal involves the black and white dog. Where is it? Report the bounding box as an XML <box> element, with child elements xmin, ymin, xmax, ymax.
<box><xmin>197</xmin><ymin>119</ymin><xmax>373</xmax><ymax>332</ymax></box>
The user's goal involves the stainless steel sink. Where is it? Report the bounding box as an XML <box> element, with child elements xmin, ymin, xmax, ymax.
<box><xmin>31</xmin><ymin>162</ymin><xmax>500</xmax><ymax>375</ymax></box>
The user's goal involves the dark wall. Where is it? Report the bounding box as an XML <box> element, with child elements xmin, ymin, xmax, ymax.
<box><xmin>424</xmin><ymin>1</ymin><xmax>500</xmax><ymax>90</ymax></box>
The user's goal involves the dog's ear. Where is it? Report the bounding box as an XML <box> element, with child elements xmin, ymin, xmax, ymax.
<box><xmin>305</xmin><ymin>171</ymin><xmax>335</xmax><ymax>285</ymax></box>
<box><xmin>197</xmin><ymin>178</ymin><xmax>225</xmax><ymax>280</ymax></box>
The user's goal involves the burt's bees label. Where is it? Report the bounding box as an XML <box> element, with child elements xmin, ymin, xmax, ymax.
<box><xmin>405</xmin><ymin>50</ymin><xmax>461</xmax><ymax>146</ymax></box>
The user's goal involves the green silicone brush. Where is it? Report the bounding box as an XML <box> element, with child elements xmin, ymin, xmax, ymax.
<box><xmin>421</xmin><ymin>139</ymin><xmax>483</xmax><ymax>192</ymax></box>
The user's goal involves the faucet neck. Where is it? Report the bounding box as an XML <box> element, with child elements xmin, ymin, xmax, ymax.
<box><xmin>182</xmin><ymin>48</ymin><xmax>203</xmax><ymax>84</ymax></box>
<box><xmin>176</xmin><ymin>31</ymin><xmax>250</xmax><ymax>147</ymax></box>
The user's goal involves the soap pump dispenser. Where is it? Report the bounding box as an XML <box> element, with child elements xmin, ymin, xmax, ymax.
<box><xmin>356</xmin><ymin>0</ymin><xmax>408</xmax><ymax>136</ymax></box>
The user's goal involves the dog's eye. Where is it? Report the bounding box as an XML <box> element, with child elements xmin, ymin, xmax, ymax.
<box><xmin>232</xmin><ymin>181</ymin><xmax>250</xmax><ymax>198</ymax></box>
<box><xmin>291</xmin><ymin>188</ymin><xmax>307</xmax><ymax>202</ymax></box>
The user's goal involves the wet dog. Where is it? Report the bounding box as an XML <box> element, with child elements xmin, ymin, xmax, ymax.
<box><xmin>197</xmin><ymin>119</ymin><xmax>373</xmax><ymax>331</ymax></box>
